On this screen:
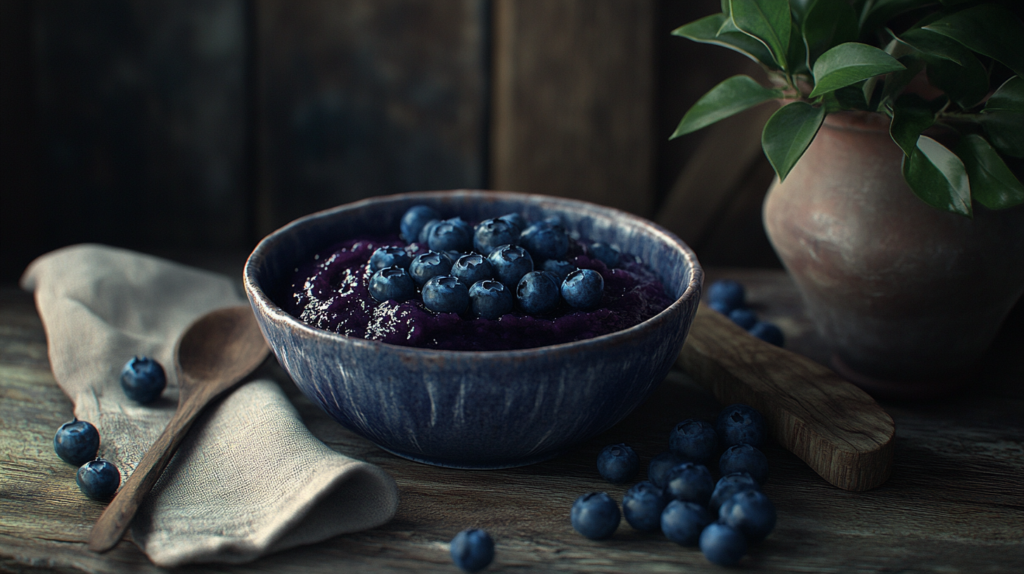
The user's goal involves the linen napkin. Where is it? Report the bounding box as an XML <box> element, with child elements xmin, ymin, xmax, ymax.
<box><xmin>20</xmin><ymin>244</ymin><xmax>400</xmax><ymax>567</ymax></box>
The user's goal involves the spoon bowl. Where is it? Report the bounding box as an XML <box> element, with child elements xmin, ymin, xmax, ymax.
<box><xmin>88</xmin><ymin>305</ymin><xmax>269</xmax><ymax>553</ymax></box>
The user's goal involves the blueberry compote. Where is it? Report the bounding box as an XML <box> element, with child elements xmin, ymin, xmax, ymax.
<box><xmin>280</xmin><ymin>220</ymin><xmax>674</xmax><ymax>351</ymax></box>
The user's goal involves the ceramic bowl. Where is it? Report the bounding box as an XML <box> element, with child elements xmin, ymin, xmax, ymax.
<box><xmin>243</xmin><ymin>190</ymin><xmax>703</xmax><ymax>468</ymax></box>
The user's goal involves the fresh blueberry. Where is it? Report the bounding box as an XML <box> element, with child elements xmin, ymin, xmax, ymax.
<box><xmin>449</xmin><ymin>528</ymin><xmax>495</xmax><ymax>573</ymax></box>
<box><xmin>709</xmin><ymin>472</ymin><xmax>760</xmax><ymax>516</ymax></box>
<box><xmin>422</xmin><ymin>276</ymin><xmax>470</xmax><ymax>314</ymax></box>
<box><xmin>400</xmin><ymin>205</ymin><xmax>440</xmax><ymax>243</ymax></box>
<box><xmin>520</xmin><ymin>221</ymin><xmax>569</xmax><ymax>261</ymax></box>
<box><xmin>596</xmin><ymin>443</ymin><xmax>639</xmax><ymax>484</ymax></box>
<box><xmin>542</xmin><ymin>215</ymin><xmax>564</xmax><ymax>227</ymax></box>
<box><xmin>76</xmin><ymin>458</ymin><xmax>120</xmax><ymax>501</ymax></box>
<box><xmin>668</xmin><ymin>419</ymin><xmax>719</xmax><ymax>464</ymax></box>
<box><xmin>699</xmin><ymin>522</ymin><xmax>747</xmax><ymax>567</ymax></box>
<box><xmin>541</xmin><ymin>259</ymin><xmax>576</xmax><ymax>283</ymax></box>
<box><xmin>716</xmin><ymin>403</ymin><xmax>766</xmax><ymax>448</ymax></box>
<box><xmin>369</xmin><ymin>266</ymin><xmax>418</xmax><ymax>303</ymax></box>
<box><xmin>409</xmin><ymin>251</ymin><xmax>455</xmax><ymax>286</ymax></box>
<box><xmin>497</xmin><ymin>212</ymin><xmax>526</xmax><ymax>233</ymax></box>
<box><xmin>709</xmin><ymin>300</ymin><xmax>732</xmax><ymax>315</ymax></box>
<box><xmin>570</xmin><ymin>492</ymin><xmax>621</xmax><ymax>540</ymax></box>
<box><xmin>728</xmin><ymin>307</ymin><xmax>758</xmax><ymax>330</ymax></box>
<box><xmin>647</xmin><ymin>451</ymin><xmax>684</xmax><ymax>489</ymax></box>
<box><xmin>120</xmin><ymin>356</ymin><xmax>166</xmax><ymax>404</ymax></box>
<box><xmin>417</xmin><ymin>218</ymin><xmax>442</xmax><ymax>245</ymax></box>
<box><xmin>706</xmin><ymin>279</ymin><xmax>745</xmax><ymax>314</ymax></box>
<box><xmin>660</xmin><ymin>500</ymin><xmax>712</xmax><ymax>546</ymax></box>
<box><xmin>749</xmin><ymin>321</ymin><xmax>785</xmax><ymax>347</ymax></box>
<box><xmin>589</xmin><ymin>242</ymin><xmax>620</xmax><ymax>268</ymax></box>
<box><xmin>719</xmin><ymin>490</ymin><xmax>777</xmax><ymax>544</ymax></box>
<box><xmin>664</xmin><ymin>462</ymin><xmax>714</xmax><ymax>507</ymax></box>
<box><xmin>468</xmin><ymin>280</ymin><xmax>514</xmax><ymax>320</ymax></box>
<box><xmin>516</xmin><ymin>271</ymin><xmax>561</xmax><ymax>315</ymax></box>
<box><xmin>487</xmin><ymin>245</ymin><xmax>534</xmax><ymax>289</ymax></box>
<box><xmin>452</xmin><ymin>253</ymin><xmax>494</xmax><ymax>286</ymax></box>
<box><xmin>369</xmin><ymin>246</ymin><xmax>413</xmax><ymax>272</ymax></box>
<box><xmin>53</xmin><ymin>419</ymin><xmax>100</xmax><ymax>466</ymax></box>
<box><xmin>473</xmin><ymin>218</ymin><xmax>520</xmax><ymax>255</ymax></box>
<box><xmin>622</xmin><ymin>481</ymin><xmax>668</xmax><ymax>532</ymax></box>
<box><xmin>719</xmin><ymin>444</ymin><xmax>769</xmax><ymax>485</ymax></box>
<box><xmin>561</xmin><ymin>269</ymin><xmax>604</xmax><ymax>310</ymax></box>
<box><xmin>428</xmin><ymin>217</ymin><xmax>473</xmax><ymax>253</ymax></box>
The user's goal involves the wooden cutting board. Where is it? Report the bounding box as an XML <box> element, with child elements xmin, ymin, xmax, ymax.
<box><xmin>678</xmin><ymin>302</ymin><xmax>895</xmax><ymax>492</ymax></box>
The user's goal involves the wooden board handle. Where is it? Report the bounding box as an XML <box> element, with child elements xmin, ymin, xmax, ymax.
<box><xmin>679</xmin><ymin>302</ymin><xmax>895</xmax><ymax>491</ymax></box>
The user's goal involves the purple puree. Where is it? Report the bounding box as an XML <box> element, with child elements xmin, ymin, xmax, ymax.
<box><xmin>279</xmin><ymin>233</ymin><xmax>674</xmax><ymax>351</ymax></box>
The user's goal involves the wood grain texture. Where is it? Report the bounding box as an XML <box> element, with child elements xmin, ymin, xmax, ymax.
<box><xmin>679</xmin><ymin>301</ymin><xmax>895</xmax><ymax>492</ymax></box>
<box><xmin>490</xmin><ymin>0</ymin><xmax>656</xmax><ymax>217</ymax></box>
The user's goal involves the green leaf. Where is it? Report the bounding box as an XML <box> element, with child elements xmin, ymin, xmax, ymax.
<box><xmin>956</xmin><ymin>134</ymin><xmax>1024</xmax><ymax>209</ymax></box>
<box><xmin>859</xmin><ymin>0</ymin><xmax>935</xmax><ymax>34</ymax></box>
<box><xmin>786</xmin><ymin>16</ymin><xmax>809</xmax><ymax>74</ymax></box>
<box><xmin>729</xmin><ymin>0</ymin><xmax>792</xmax><ymax>70</ymax></box>
<box><xmin>672</xmin><ymin>14</ymin><xmax>777</xmax><ymax>69</ymax></box>
<box><xmin>924</xmin><ymin>50</ymin><xmax>989</xmax><ymax>110</ymax></box>
<box><xmin>878</xmin><ymin>55</ymin><xmax>926</xmax><ymax>110</ymax></box>
<box><xmin>671</xmin><ymin>75</ymin><xmax>783</xmax><ymax>139</ymax></box>
<box><xmin>802</xmin><ymin>0</ymin><xmax>859</xmax><ymax>68</ymax></box>
<box><xmin>896</xmin><ymin>27</ymin><xmax>964</xmax><ymax>65</ymax></box>
<box><xmin>809</xmin><ymin>42</ymin><xmax>906</xmax><ymax>98</ymax></box>
<box><xmin>761</xmin><ymin>101</ymin><xmax>825</xmax><ymax>180</ymax></box>
<box><xmin>901</xmin><ymin>135</ymin><xmax>972</xmax><ymax>216</ymax></box>
<box><xmin>923</xmin><ymin>4</ymin><xmax>1024</xmax><ymax>78</ymax></box>
<box><xmin>979</xmin><ymin>111</ymin><xmax>1024</xmax><ymax>158</ymax></box>
<box><xmin>985</xmin><ymin>76</ymin><xmax>1024</xmax><ymax>112</ymax></box>
<box><xmin>890</xmin><ymin>94</ymin><xmax>935</xmax><ymax>157</ymax></box>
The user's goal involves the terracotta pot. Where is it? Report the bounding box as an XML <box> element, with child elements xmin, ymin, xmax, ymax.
<box><xmin>763</xmin><ymin>111</ymin><xmax>1024</xmax><ymax>399</ymax></box>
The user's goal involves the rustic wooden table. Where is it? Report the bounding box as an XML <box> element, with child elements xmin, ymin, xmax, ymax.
<box><xmin>2</xmin><ymin>266</ymin><xmax>1022</xmax><ymax>573</ymax></box>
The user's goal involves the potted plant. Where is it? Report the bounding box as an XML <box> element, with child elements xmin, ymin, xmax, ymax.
<box><xmin>671</xmin><ymin>0</ymin><xmax>1024</xmax><ymax>398</ymax></box>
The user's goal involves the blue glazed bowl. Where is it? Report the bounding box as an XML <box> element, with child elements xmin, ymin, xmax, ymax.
<box><xmin>243</xmin><ymin>190</ymin><xmax>703</xmax><ymax>468</ymax></box>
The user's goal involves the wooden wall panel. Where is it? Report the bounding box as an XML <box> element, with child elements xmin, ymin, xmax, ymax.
<box><xmin>254</xmin><ymin>0</ymin><xmax>488</xmax><ymax>236</ymax></box>
<box><xmin>490</xmin><ymin>0</ymin><xmax>656</xmax><ymax>217</ymax></box>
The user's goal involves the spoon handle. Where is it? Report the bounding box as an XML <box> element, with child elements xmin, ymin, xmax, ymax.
<box><xmin>87</xmin><ymin>399</ymin><xmax>204</xmax><ymax>552</ymax></box>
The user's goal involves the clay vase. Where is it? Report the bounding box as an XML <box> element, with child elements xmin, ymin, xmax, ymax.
<box><xmin>763</xmin><ymin>111</ymin><xmax>1024</xmax><ymax>399</ymax></box>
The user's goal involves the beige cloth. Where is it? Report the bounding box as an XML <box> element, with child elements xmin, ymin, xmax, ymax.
<box><xmin>21</xmin><ymin>244</ymin><xmax>399</xmax><ymax>567</ymax></box>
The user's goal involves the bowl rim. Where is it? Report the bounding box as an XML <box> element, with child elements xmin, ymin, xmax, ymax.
<box><xmin>243</xmin><ymin>189</ymin><xmax>704</xmax><ymax>358</ymax></box>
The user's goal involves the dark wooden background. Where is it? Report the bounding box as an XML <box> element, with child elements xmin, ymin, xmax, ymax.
<box><xmin>1</xmin><ymin>0</ymin><xmax>781</xmax><ymax>284</ymax></box>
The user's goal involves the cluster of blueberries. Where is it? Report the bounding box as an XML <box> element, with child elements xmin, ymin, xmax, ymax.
<box><xmin>569</xmin><ymin>404</ymin><xmax>776</xmax><ymax>567</ymax></box>
<box><xmin>368</xmin><ymin>205</ymin><xmax>619</xmax><ymax>318</ymax></box>
<box><xmin>52</xmin><ymin>356</ymin><xmax>167</xmax><ymax>501</ymax></box>
<box><xmin>707</xmin><ymin>279</ymin><xmax>785</xmax><ymax>347</ymax></box>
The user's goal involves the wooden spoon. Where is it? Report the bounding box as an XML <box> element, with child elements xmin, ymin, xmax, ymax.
<box><xmin>88</xmin><ymin>305</ymin><xmax>270</xmax><ymax>552</ymax></box>
<box><xmin>679</xmin><ymin>302</ymin><xmax>895</xmax><ymax>492</ymax></box>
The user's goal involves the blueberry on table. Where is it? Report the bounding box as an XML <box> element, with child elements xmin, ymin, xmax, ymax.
<box><xmin>516</xmin><ymin>271</ymin><xmax>561</xmax><ymax>315</ymax></box>
<box><xmin>409</xmin><ymin>251</ymin><xmax>455</xmax><ymax>286</ymax></box>
<box><xmin>664</xmin><ymin>462</ymin><xmax>714</xmax><ymax>507</ymax></box>
<box><xmin>709</xmin><ymin>472</ymin><xmax>760</xmax><ymax>516</ymax></box>
<box><xmin>571</xmin><ymin>492</ymin><xmax>621</xmax><ymax>540</ymax></box>
<box><xmin>596</xmin><ymin>443</ymin><xmax>639</xmax><ymax>484</ymax></box>
<box><xmin>709</xmin><ymin>300</ymin><xmax>733</xmax><ymax>315</ymax></box>
<box><xmin>660</xmin><ymin>499</ymin><xmax>711</xmax><ymax>546</ymax></box>
<box><xmin>428</xmin><ymin>217</ymin><xmax>473</xmax><ymax>253</ymax></box>
<box><xmin>699</xmin><ymin>522</ymin><xmax>748</xmax><ymax>567</ymax></box>
<box><xmin>706</xmin><ymin>279</ymin><xmax>745</xmax><ymax>314</ymax></box>
<box><xmin>400</xmin><ymin>204</ymin><xmax>440</xmax><ymax>243</ymax></box>
<box><xmin>120</xmin><ymin>356</ymin><xmax>166</xmax><ymax>404</ymax></box>
<box><xmin>76</xmin><ymin>458</ymin><xmax>120</xmax><ymax>501</ymax></box>
<box><xmin>716</xmin><ymin>403</ymin><xmax>766</xmax><ymax>448</ymax></box>
<box><xmin>468</xmin><ymin>280</ymin><xmax>514</xmax><ymax>320</ymax></box>
<box><xmin>668</xmin><ymin>419</ymin><xmax>719</xmax><ymax>464</ymax></box>
<box><xmin>452</xmin><ymin>253</ymin><xmax>494</xmax><ymax>286</ymax></box>
<box><xmin>473</xmin><ymin>218</ymin><xmax>520</xmax><ymax>255</ymax></box>
<box><xmin>369</xmin><ymin>266</ymin><xmax>417</xmax><ymax>303</ymax></box>
<box><xmin>647</xmin><ymin>450</ymin><xmax>683</xmax><ymax>489</ymax></box>
<box><xmin>422</xmin><ymin>276</ymin><xmax>470</xmax><ymax>314</ymax></box>
<box><xmin>622</xmin><ymin>481</ymin><xmax>668</xmax><ymax>532</ymax></box>
<box><xmin>719</xmin><ymin>490</ymin><xmax>777</xmax><ymax>544</ymax></box>
<box><xmin>719</xmin><ymin>444</ymin><xmax>769</xmax><ymax>485</ymax></box>
<box><xmin>728</xmin><ymin>307</ymin><xmax>758</xmax><ymax>330</ymax></box>
<box><xmin>589</xmin><ymin>242</ymin><xmax>620</xmax><ymax>268</ymax></box>
<box><xmin>487</xmin><ymin>245</ymin><xmax>534</xmax><ymax>289</ymax></box>
<box><xmin>450</xmin><ymin>528</ymin><xmax>495</xmax><ymax>573</ymax></box>
<box><xmin>369</xmin><ymin>246</ymin><xmax>413</xmax><ymax>272</ymax></box>
<box><xmin>53</xmin><ymin>419</ymin><xmax>99</xmax><ymax>466</ymax></box>
<box><xmin>749</xmin><ymin>321</ymin><xmax>785</xmax><ymax>347</ymax></box>
<box><xmin>520</xmin><ymin>221</ymin><xmax>569</xmax><ymax>261</ymax></box>
<box><xmin>561</xmin><ymin>269</ymin><xmax>604</xmax><ymax>310</ymax></box>
<box><xmin>541</xmin><ymin>259</ymin><xmax>576</xmax><ymax>283</ymax></box>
